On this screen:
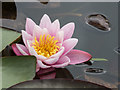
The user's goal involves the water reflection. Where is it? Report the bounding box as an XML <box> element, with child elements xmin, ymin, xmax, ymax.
<box><xmin>35</xmin><ymin>68</ymin><xmax>56</xmax><ymax>79</ymax></box>
<box><xmin>34</xmin><ymin>68</ymin><xmax>74</xmax><ymax>80</ymax></box>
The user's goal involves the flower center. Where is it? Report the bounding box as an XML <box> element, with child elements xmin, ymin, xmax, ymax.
<box><xmin>32</xmin><ymin>34</ymin><xmax>60</xmax><ymax>58</ymax></box>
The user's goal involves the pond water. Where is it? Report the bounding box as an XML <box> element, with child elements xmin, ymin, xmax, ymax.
<box><xmin>1</xmin><ymin>2</ymin><xmax>118</xmax><ymax>89</ymax></box>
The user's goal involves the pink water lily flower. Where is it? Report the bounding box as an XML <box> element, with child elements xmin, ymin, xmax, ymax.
<box><xmin>12</xmin><ymin>14</ymin><xmax>92</xmax><ymax>72</ymax></box>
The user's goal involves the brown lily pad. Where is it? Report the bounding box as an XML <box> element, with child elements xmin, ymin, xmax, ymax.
<box><xmin>7</xmin><ymin>79</ymin><xmax>111</xmax><ymax>89</ymax></box>
<box><xmin>1</xmin><ymin>2</ymin><xmax>17</xmax><ymax>20</ymax></box>
<box><xmin>85</xmin><ymin>14</ymin><xmax>111</xmax><ymax>32</ymax></box>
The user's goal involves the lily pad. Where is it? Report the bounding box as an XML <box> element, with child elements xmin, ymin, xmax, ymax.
<box><xmin>0</xmin><ymin>27</ymin><xmax>21</xmax><ymax>52</ymax></box>
<box><xmin>1</xmin><ymin>35</ymin><xmax>23</xmax><ymax>57</ymax></box>
<box><xmin>85</xmin><ymin>14</ymin><xmax>111</xmax><ymax>31</ymax></box>
<box><xmin>40</xmin><ymin>0</ymin><xmax>49</xmax><ymax>4</ymax></box>
<box><xmin>8</xmin><ymin>79</ymin><xmax>110</xmax><ymax>89</ymax></box>
<box><xmin>2</xmin><ymin>2</ymin><xmax>17</xmax><ymax>20</ymax></box>
<box><xmin>1</xmin><ymin>56</ymin><xmax>36</xmax><ymax>89</ymax></box>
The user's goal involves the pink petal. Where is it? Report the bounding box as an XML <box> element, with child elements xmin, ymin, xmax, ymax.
<box><xmin>50</xmin><ymin>47</ymin><xmax>64</xmax><ymax>58</ymax></box>
<box><xmin>33</xmin><ymin>25</ymin><xmax>42</xmax><ymax>41</ymax></box>
<box><xmin>66</xmin><ymin>49</ymin><xmax>92</xmax><ymax>64</ymax></box>
<box><xmin>55</xmin><ymin>31</ymin><xmax>64</xmax><ymax>43</ymax></box>
<box><xmin>16</xmin><ymin>44</ymin><xmax>29</xmax><ymax>55</ymax></box>
<box><xmin>49</xmin><ymin>19</ymin><xmax>60</xmax><ymax>36</ymax></box>
<box><xmin>43</xmin><ymin>47</ymin><xmax>64</xmax><ymax>65</ymax></box>
<box><xmin>37</xmin><ymin>60</ymin><xmax>51</xmax><ymax>68</ymax></box>
<box><xmin>39</xmin><ymin>72</ymin><xmax>56</xmax><ymax>79</ymax></box>
<box><xmin>62</xmin><ymin>38</ymin><xmax>78</xmax><ymax>56</ymax></box>
<box><xmin>26</xmin><ymin>18</ymin><xmax>36</xmax><ymax>35</ymax></box>
<box><xmin>51</xmin><ymin>56</ymin><xmax>70</xmax><ymax>68</ymax></box>
<box><xmin>60</xmin><ymin>22</ymin><xmax>75</xmax><ymax>40</ymax></box>
<box><xmin>43</xmin><ymin>57</ymin><xmax>59</xmax><ymax>65</ymax></box>
<box><xmin>27</xmin><ymin>40</ymin><xmax>37</xmax><ymax>55</ymax></box>
<box><xmin>27</xmin><ymin>40</ymin><xmax>47</xmax><ymax>60</ymax></box>
<box><xmin>56</xmin><ymin>43</ymin><xmax>62</xmax><ymax>47</ymax></box>
<box><xmin>40</xmin><ymin>28</ymin><xmax>49</xmax><ymax>36</ymax></box>
<box><xmin>33</xmin><ymin>25</ymin><xmax>49</xmax><ymax>41</ymax></box>
<box><xmin>22</xmin><ymin>30</ymin><xmax>33</xmax><ymax>48</ymax></box>
<box><xmin>11</xmin><ymin>44</ymin><xmax>22</xmax><ymax>56</ymax></box>
<box><xmin>39</xmin><ymin>14</ymin><xmax>51</xmax><ymax>30</ymax></box>
<box><xmin>36</xmin><ymin>64</ymin><xmax>40</xmax><ymax>72</ymax></box>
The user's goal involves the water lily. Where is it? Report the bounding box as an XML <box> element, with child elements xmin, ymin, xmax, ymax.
<box><xmin>12</xmin><ymin>14</ymin><xmax>92</xmax><ymax>72</ymax></box>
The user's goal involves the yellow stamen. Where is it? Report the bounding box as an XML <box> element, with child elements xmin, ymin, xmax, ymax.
<box><xmin>32</xmin><ymin>34</ymin><xmax>60</xmax><ymax>58</ymax></box>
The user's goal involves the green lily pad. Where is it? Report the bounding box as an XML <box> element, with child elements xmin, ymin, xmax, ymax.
<box><xmin>1</xmin><ymin>56</ymin><xmax>36</xmax><ymax>89</ymax></box>
<box><xmin>0</xmin><ymin>27</ymin><xmax>21</xmax><ymax>52</ymax></box>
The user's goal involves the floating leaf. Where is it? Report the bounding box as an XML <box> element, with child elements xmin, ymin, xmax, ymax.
<box><xmin>2</xmin><ymin>56</ymin><xmax>36</xmax><ymax>89</ymax></box>
<box><xmin>1</xmin><ymin>35</ymin><xmax>23</xmax><ymax>57</ymax></box>
<box><xmin>1</xmin><ymin>13</ymin><xmax>26</xmax><ymax>33</ymax></box>
<box><xmin>40</xmin><ymin>0</ymin><xmax>49</xmax><ymax>4</ymax></box>
<box><xmin>7</xmin><ymin>79</ymin><xmax>110</xmax><ymax>89</ymax></box>
<box><xmin>2</xmin><ymin>2</ymin><xmax>17</xmax><ymax>20</ymax></box>
<box><xmin>85</xmin><ymin>75</ymin><xmax>117</xmax><ymax>88</ymax></box>
<box><xmin>0</xmin><ymin>27</ymin><xmax>21</xmax><ymax>52</ymax></box>
<box><xmin>85</xmin><ymin>14</ymin><xmax>111</xmax><ymax>31</ymax></box>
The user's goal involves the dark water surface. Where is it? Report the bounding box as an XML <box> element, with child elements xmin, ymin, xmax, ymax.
<box><xmin>2</xmin><ymin>2</ymin><xmax>118</xmax><ymax>88</ymax></box>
